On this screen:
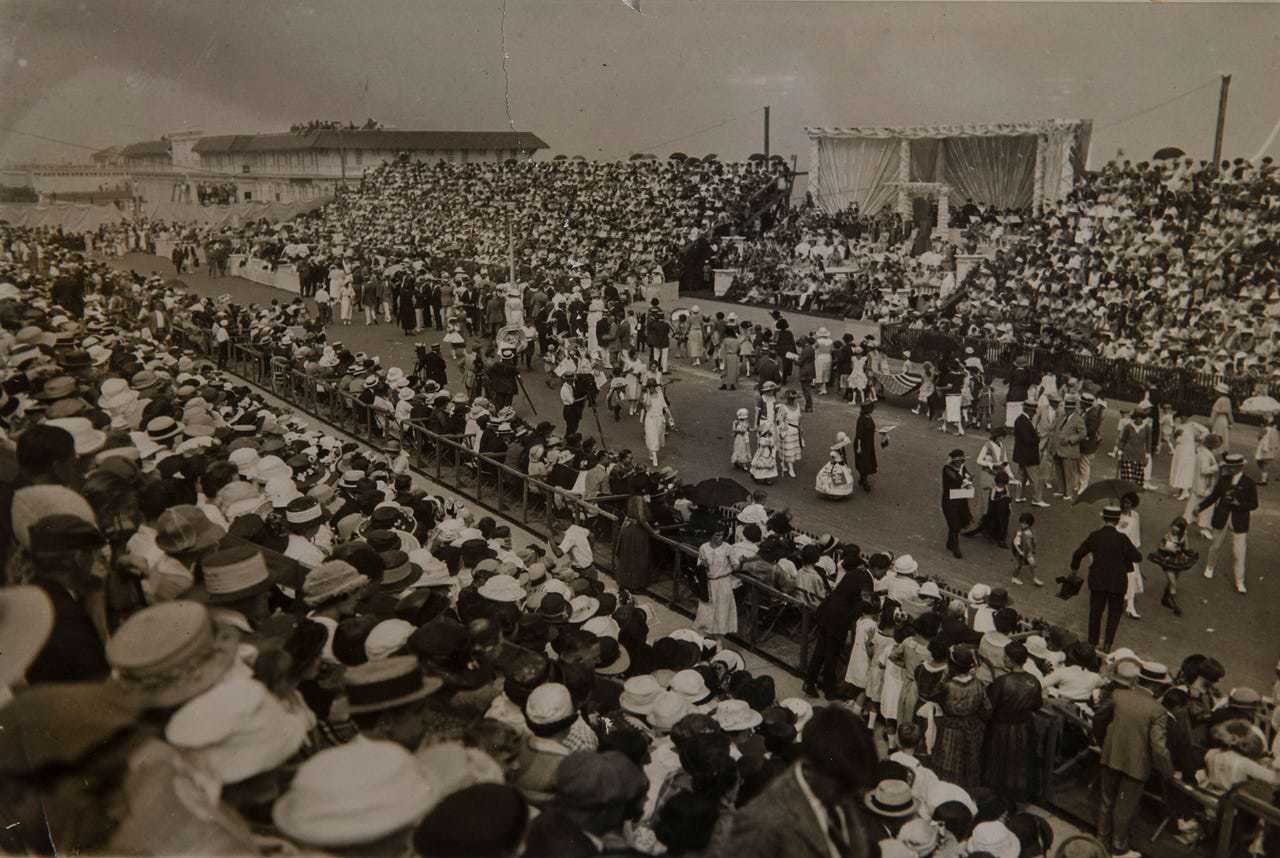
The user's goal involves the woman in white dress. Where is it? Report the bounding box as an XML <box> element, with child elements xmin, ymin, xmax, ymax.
<box><xmin>694</xmin><ymin>529</ymin><xmax>738</xmax><ymax>639</ymax></box>
<box><xmin>1117</xmin><ymin>491</ymin><xmax>1144</xmax><ymax>619</ymax></box>
<box><xmin>1168</xmin><ymin>411</ymin><xmax>1206</xmax><ymax>500</ymax></box>
<box><xmin>687</xmin><ymin>308</ymin><xmax>705</xmax><ymax>365</ymax></box>
<box><xmin>848</xmin><ymin>347</ymin><xmax>869</xmax><ymax>404</ymax></box>
<box><xmin>814</xmin><ymin>327</ymin><xmax>834</xmax><ymax>395</ymax></box>
<box><xmin>639</xmin><ymin>378</ymin><xmax>672</xmax><ymax>467</ymax></box>
<box><xmin>622</xmin><ymin>350</ymin><xmax>645</xmax><ymax>416</ymax></box>
<box><xmin>338</xmin><ymin>281</ymin><xmax>355</xmax><ymax>325</ymax></box>
<box><xmin>777</xmin><ymin>390</ymin><xmax>805</xmax><ymax>478</ymax></box>
<box><xmin>815</xmin><ymin>432</ymin><xmax>855</xmax><ymax>499</ymax></box>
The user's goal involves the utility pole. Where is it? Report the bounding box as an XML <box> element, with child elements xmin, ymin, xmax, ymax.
<box><xmin>763</xmin><ymin>106</ymin><xmax>771</xmax><ymax>159</ymax></box>
<box><xmin>1212</xmin><ymin>73</ymin><xmax>1232</xmax><ymax>166</ymax></box>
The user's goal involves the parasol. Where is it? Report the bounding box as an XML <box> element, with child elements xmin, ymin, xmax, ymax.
<box><xmin>690</xmin><ymin>477</ymin><xmax>751</xmax><ymax>508</ymax></box>
<box><xmin>1240</xmin><ymin>395</ymin><xmax>1280</xmax><ymax>416</ymax></box>
<box><xmin>1152</xmin><ymin>146</ymin><xmax>1185</xmax><ymax>161</ymax></box>
<box><xmin>1073</xmin><ymin>479</ymin><xmax>1139</xmax><ymax>506</ymax></box>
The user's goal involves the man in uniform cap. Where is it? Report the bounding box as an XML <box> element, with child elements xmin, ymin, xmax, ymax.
<box><xmin>1069</xmin><ymin>505</ymin><xmax>1142</xmax><ymax>651</ymax></box>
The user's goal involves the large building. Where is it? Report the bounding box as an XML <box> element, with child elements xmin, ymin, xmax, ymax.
<box><xmin>6</xmin><ymin>127</ymin><xmax>549</xmax><ymax>209</ymax></box>
<box><xmin>124</xmin><ymin>128</ymin><xmax>548</xmax><ymax>205</ymax></box>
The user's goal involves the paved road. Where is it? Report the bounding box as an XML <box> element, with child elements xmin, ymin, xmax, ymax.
<box><xmin>115</xmin><ymin>252</ymin><xmax>1279</xmax><ymax>691</ymax></box>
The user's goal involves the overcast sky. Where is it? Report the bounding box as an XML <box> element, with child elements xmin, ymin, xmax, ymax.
<box><xmin>2</xmin><ymin>0</ymin><xmax>1278</xmax><ymax>170</ymax></box>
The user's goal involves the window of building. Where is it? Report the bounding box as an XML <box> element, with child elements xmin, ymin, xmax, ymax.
<box><xmin>355</xmin><ymin>149</ymin><xmax>364</xmax><ymax>166</ymax></box>
<box><xmin>242</xmin><ymin>164</ymin><xmax>250</xmax><ymax>173</ymax></box>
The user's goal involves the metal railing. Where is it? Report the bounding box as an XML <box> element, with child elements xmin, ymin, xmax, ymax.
<box><xmin>169</xmin><ymin>328</ymin><xmax>823</xmax><ymax>674</ymax></box>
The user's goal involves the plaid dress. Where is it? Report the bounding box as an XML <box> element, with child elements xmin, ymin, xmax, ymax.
<box><xmin>932</xmin><ymin>675</ymin><xmax>991</xmax><ymax>789</ymax></box>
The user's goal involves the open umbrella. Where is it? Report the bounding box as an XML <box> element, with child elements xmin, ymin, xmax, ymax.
<box><xmin>1073</xmin><ymin>479</ymin><xmax>1139</xmax><ymax>506</ymax></box>
<box><xmin>690</xmin><ymin>477</ymin><xmax>751</xmax><ymax>509</ymax></box>
<box><xmin>1152</xmin><ymin>146</ymin><xmax>1185</xmax><ymax>161</ymax></box>
<box><xmin>1241</xmin><ymin>395</ymin><xmax>1280</xmax><ymax>416</ymax></box>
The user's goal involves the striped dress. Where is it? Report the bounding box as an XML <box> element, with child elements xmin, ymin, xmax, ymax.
<box><xmin>778</xmin><ymin>404</ymin><xmax>803</xmax><ymax>465</ymax></box>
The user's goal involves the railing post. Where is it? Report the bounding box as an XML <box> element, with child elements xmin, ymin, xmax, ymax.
<box><xmin>1215</xmin><ymin>793</ymin><xmax>1237</xmax><ymax>858</ymax></box>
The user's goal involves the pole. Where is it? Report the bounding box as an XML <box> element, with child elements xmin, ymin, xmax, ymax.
<box><xmin>763</xmin><ymin>106</ymin><xmax>771</xmax><ymax>159</ymax></box>
<box><xmin>1212</xmin><ymin>74</ymin><xmax>1232</xmax><ymax>166</ymax></box>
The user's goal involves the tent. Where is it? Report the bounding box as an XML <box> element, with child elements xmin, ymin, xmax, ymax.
<box><xmin>804</xmin><ymin>118</ymin><xmax>1092</xmax><ymax>216</ymax></box>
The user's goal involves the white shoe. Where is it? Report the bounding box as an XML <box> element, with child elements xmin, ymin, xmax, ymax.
<box><xmin>1204</xmin><ymin>567</ymin><xmax>1214</xmax><ymax>579</ymax></box>
<box><xmin>1236</xmin><ymin>582</ymin><xmax>1247</xmax><ymax>594</ymax></box>
<box><xmin>1031</xmin><ymin>500</ymin><xmax>1050</xmax><ymax>508</ymax></box>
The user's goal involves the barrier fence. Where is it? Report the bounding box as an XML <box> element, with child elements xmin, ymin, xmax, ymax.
<box><xmin>160</xmin><ymin>317</ymin><xmax>1270</xmax><ymax>849</ymax></box>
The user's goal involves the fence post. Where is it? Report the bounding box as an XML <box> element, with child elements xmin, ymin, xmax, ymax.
<box><xmin>1215</xmin><ymin>794</ymin><xmax>1237</xmax><ymax>858</ymax></box>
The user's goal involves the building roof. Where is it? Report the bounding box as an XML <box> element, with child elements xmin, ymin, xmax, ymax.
<box><xmin>120</xmin><ymin>140</ymin><xmax>171</xmax><ymax>158</ymax></box>
<box><xmin>193</xmin><ymin>129</ymin><xmax>548</xmax><ymax>155</ymax></box>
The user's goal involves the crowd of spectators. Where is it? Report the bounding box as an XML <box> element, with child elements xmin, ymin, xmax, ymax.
<box><xmin>716</xmin><ymin>156</ymin><xmax>1280</xmax><ymax>384</ymax></box>
<box><xmin>2</xmin><ymin>217</ymin><xmax>1278</xmax><ymax>856</ymax></box>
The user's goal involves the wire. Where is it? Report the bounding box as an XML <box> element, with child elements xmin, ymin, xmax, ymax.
<box><xmin>0</xmin><ymin>126</ymin><xmax>105</xmax><ymax>153</ymax></box>
<box><xmin>632</xmin><ymin>108</ymin><xmax>763</xmax><ymax>155</ymax></box>
<box><xmin>1094</xmin><ymin>79</ymin><xmax>1219</xmax><ymax>132</ymax></box>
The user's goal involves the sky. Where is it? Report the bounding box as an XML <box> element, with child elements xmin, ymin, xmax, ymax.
<box><xmin>1</xmin><ymin>0</ymin><xmax>1279</xmax><ymax>170</ymax></box>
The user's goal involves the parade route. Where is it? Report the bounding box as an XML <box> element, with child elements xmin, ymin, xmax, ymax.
<box><xmin>116</xmin><ymin>251</ymin><xmax>1280</xmax><ymax>693</ymax></box>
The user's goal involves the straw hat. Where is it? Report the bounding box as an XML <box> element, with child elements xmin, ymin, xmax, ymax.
<box><xmin>107</xmin><ymin>601</ymin><xmax>241</xmax><ymax>708</ymax></box>
<box><xmin>303</xmin><ymin>560</ymin><xmax>370</xmax><ymax>607</ymax></box>
<box><xmin>165</xmin><ymin>676</ymin><xmax>309</xmax><ymax>784</ymax></box>
<box><xmin>647</xmin><ymin>690</ymin><xmax>692</xmax><ymax>732</ymax></box>
<box><xmin>864</xmin><ymin>779</ymin><xmax>919</xmax><ymax>818</ymax></box>
<box><xmin>713</xmin><ymin>698</ymin><xmax>763</xmax><ymax>732</ymax></box>
<box><xmin>966</xmin><ymin>821</ymin><xmax>1020</xmax><ymax>858</ymax></box>
<box><xmin>43</xmin><ymin>417</ymin><xmax>106</xmax><ymax>457</ymax></box>
<box><xmin>272</xmin><ymin>737</ymin><xmax>438</xmax><ymax>847</ymax></box>
<box><xmin>343</xmin><ymin>655</ymin><xmax>442</xmax><ymax>713</ymax></box>
<box><xmin>477</xmin><ymin>573</ymin><xmax>527</xmax><ymax>604</ymax></box>
<box><xmin>620</xmin><ymin>675</ymin><xmax>663</xmax><ymax>715</ymax></box>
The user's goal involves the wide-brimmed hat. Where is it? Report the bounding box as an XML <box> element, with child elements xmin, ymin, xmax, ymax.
<box><xmin>165</xmin><ymin>675</ymin><xmax>310</xmax><ymax>784</ymax></box>
<box><xmin>647</xmin><ymin>690</ymin><xmax>692</xmax><ymax>732</ymax></box>
<box><xmin>669</xmin><ymin>668</ymin><xmax>713</xmax><ymax>705</ymax></box>
<box><xmin>568</xmin><ymin>595</ymin><xmax>600</xmax><ymax>624</ymax></box>
<box><xmin>864</xmin><ymin>779</ymin><xmax>918</xmax><ymax>818</ymax></box>
<box><xmin>0</xmin><ymin>585</ymin><xmax>54</xmax><ymax>687</ymax></box>
<box><xmin>967</xmin><ymin>583</ymin><xmax>991</xmax><ymax>604</ymax></box>
<box><xmin>344</xmin><ymin>655</ymin><xmax>443</xmax><ymax>713</ymax></box>
<box><xmin>145</xmin><ymin>415</ymin><xmax>183</xmax><ymax>442</ymax></box>
<box><xmin>155</xmin><ymin>505</ymin><xmax>225</xmax><ymax>556</ymax></box>
<box><xmin>34</xmin><ymin>376</ymin><xmax>78</xmax><ymax>401</ymax></box>
<box><xmin>714</xmin><ymin>698</ymin><xmax>763</xmax><ymax>731</ymax></box>
<box><xmin>892</xmin><ymin>555</ymin><xmax>919</xmax><ymax>576</ymax></box>
<box><xmin>760</xmin><ymin>380</ymin><xmax>779</xmax><ymax>393</ymax></box>
<box><xmin>195</xmin><ymin>544</ymin><xmax>274</xmax><ymax>605</ymax></box>
<box><xmin>303</xmin><ymin>560</ymin><xmax>370</xmax><ymax>607</ymax></box>
<box><xmin>620</xmin><ymin>675</ymin><xmax>662</xmax><ymax>715</ymax></box>
<box><xmin>478</xmin><ymin>573</ymin><xmax>526</xmax><ymax>604</ymax></box>
<box><xmin>525</xmin><ymin>682</ymin><xmax>575</xmax><ymax>726</ymax></box>
<box><xmin>43</xmin><ymin>416</ymin><xmax>106</xmax><ymax>457</ymax></box>
<box><xmin>966</xmin><ymin>821</ymin><xmax>1020</xmax><ymax>858</ymax></box>
<box><xmin>272</xmin><ymin>737</ymin><xmax>439</xmax><ymax>847</ymax></box>
<box><xmin>107</xmin><ymin>601</ymin><xmax>241</xmax><ymax>708</ymax></box>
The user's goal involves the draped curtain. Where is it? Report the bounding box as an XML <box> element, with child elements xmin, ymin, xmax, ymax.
<box><xmin>908</xmin><ymin>139</ymin><xmax>945</xmax><ymax>183</ymax></box>
<box><xmin>815</xmin><ymin>137</ymin><xmax>901</xmax><ymax>215</ymax></box>
<box><xmin>942</xmin><ymin>135</ymin><xmax>1037</xmax><ymax>210</ymax></box>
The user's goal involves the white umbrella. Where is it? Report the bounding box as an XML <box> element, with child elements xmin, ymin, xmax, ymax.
<box><xmin>1240</xmin><ymin>395</ymin><xmax>1280</xmax><ymax>416</ymax></box>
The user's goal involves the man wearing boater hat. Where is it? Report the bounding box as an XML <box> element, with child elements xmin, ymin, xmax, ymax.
<box><xmin>1197</xmin><ymin>452</ymin><xmax>1258</xmax><ymax>593</ymax></box>
<box><xmin>1069</xmin><ymin>505</ymin><xmax>1142</xmax><ymax>651</ymax></box>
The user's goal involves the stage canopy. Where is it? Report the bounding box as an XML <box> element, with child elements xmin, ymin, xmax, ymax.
<box><xmin>804</xmin><ymin>118</ymin><xmax>1092</xmax><ymax>217</ymax></box>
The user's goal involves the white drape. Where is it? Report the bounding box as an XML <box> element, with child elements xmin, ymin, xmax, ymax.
<box><xmin>815</xmin><ymin>137</ymin><xmax>901</xmax><ymax>215</ymax></box>
<box><xmin>942</xmin><ymin>135</ymin><xmax>1037</xmax><ymax>210</ymax></box>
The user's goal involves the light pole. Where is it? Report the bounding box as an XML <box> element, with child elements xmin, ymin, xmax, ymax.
<box><xmin>504</xmin><ymin>200</ymin><xmax>517</xmax><ymax>286</ymax></box>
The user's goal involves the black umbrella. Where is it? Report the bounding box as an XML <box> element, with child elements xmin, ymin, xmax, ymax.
<box><xmin>690</xmin><ymin>477</ymin><xmax>751</xmax><ymax>508</ymax></box>
<box><xmin>1153</xmin><ymin>146</ymin><xmax>1185</xmax><ymax>161</ymax></box>
<box><xmin>1073</xmin><ymin>479</ymin><xmax>1138</xmax><ymax>506</ymax></box>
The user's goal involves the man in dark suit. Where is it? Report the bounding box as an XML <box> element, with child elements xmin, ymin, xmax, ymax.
<box><xmin>1070</xmin><ymin>505</ymin><xmax>1142</xmax><ymax>650</ymax></box>
<box><xmin>1197</xmin><ymin>452</ymin><xmax>1258</xmax><ymax>593</ymax></box>
<box><xmin>1091</xmin><ymin>656</ymin><xmax>1173</xmax><ymax>857</ymax></box>
<box><xmin>1012</xmin><ymin>401</ymin><xmax>1047</xmax><ymax>507</ymax></box>
<box><xmin>803</xmin><ymin>547</ymin><xmax>871</xmax><ymax>699</ymax></box>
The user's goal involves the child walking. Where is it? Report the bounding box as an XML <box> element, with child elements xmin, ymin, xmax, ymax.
<box><xmin>1148</xmin><ymin>516</ymin><xmax>1198</xmax><ymax>617</ymax></box>
<box><xmin>730</xmin><ymin>408</ymin><xmax>752</xmax><ymax>470</ymax></box>
<box><xmin>1010</xmin><ymin>512</ymin><xmax>1043</xmax><ymax>586</ymax></box>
